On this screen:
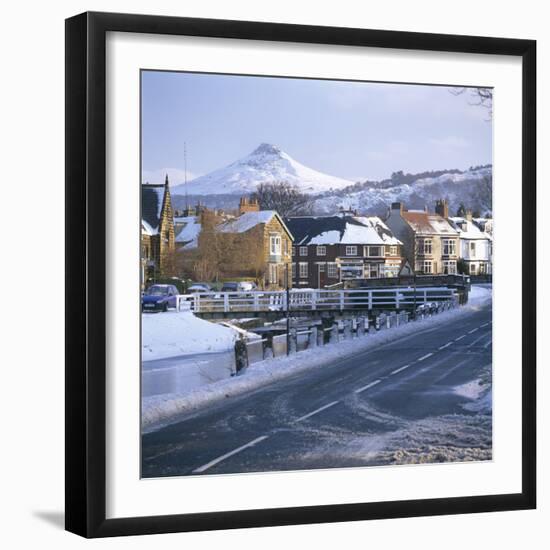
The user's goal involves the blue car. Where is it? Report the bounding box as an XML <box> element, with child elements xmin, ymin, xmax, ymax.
<box><xmin>142</xmin><ymin>284</ymin><xmax>179</xmax><ymax>312</ymax></box>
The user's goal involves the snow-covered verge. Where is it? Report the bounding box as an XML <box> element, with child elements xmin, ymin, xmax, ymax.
<box><xmin>142</xmin><ymin>287</ymin><xmax>492</xmax><ymax>431</ymax></box>
<box><xmin>343</xmin><ymin>414</ymin><xmax>492</xmax><ymax>466</ymax></box>
<box><xmin>141</xmin><ymin>311</ymin><xmax>238</xmax><ymax>361</ymax></box>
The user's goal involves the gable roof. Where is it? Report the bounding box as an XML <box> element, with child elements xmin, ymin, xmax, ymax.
<box><xmin>141</xmin><ymin>184</ymin><xmax>166</xmax><ymax>234</ymax></box>
<box><xmin>217</xmin><ymin>210</ymin><xmax>293</xmax><ymax>239</ymax></box>
<box><xmin>448</xmin><ymin>217</ymin><xmax>492</xmax><ymax>240</ymax></box>
<box><xmin>284</xmin><ymin>215</ymin><xmax>401</xmax><ymax>246</ymax></box>
<box><xmin>401</xmin><ymin>211</ymin><xmax>458</xmax><ymax>236</ymax></box>
<box><xmin>174</xmin><ymin>215</ymin><xmax>201</xmax><ymax>248</ymax></box>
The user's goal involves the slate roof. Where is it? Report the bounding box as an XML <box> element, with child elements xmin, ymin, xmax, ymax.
<box><xmin>284</xmin><ymin>215</ymin><xmax>401</xmax><ymax>246</ymax></box>
<box><xmin>401</xmin><ymin>211</ymin><xmax>457</xmax><ymax>236</ymax></box>
<box><xmin>217</xmin><ymin>210</ymin><xmax>293</xmax><ymax>239</ymax></box>
<box><xmin>141</xmin><ymin>184</ymin><xmax>166</xmax><ymax>234</ymax></box>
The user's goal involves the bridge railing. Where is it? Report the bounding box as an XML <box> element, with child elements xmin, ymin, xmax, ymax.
<box><xmin>176</xmin><ymin>287</ymin><xmax>457</xmax><ymax>314</ymax></box>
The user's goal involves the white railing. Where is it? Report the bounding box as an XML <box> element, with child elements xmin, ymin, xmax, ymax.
<box><xmin>176</xmin><ymin>287</ymin><xmax>457</xmax><ymax>313</ymax></box>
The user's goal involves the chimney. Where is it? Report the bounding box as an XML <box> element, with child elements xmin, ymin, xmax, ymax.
<box><xmin>435</xmin><ymin>199</ymin><xmax>449</xmax><ymax>219</ymax></box>
<box><xmin>239</xmin><ymin>196</ymin><xmax>260</xmax><ymax>215</ymax></box>
<box><xmin>391</xmin><ymin>202</ymin><xmax>403</xmax><ymax>214</ymax></box>
<box><xmin>465</xmin><ymin>209</ymin><xmax>473</xmax><ymax>222</ymax></box>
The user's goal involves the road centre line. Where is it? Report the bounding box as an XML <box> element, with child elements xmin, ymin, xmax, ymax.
<box><xmin>483</xmin><ymin>338</ymin><xmax>492</xmax><ymax>349</ymax></box>
<box><xmin>438</xmin><ymin>342</ymin><xmax>453</xmax><ymax>350</ymax></box>
<box><xmin>192</xmin><ymin>435</ymin><xmax>269</xmax><ymax>473</ymax></box>
<box><xmin>417</xmin><ymin>352</ymin><xmax>434</xmax><ymax>362</ymax></box>
<box><xmin>468</xmin><ymin>328</ymin><xmax>479</xmax><ymax>334</ymax></box>
<box><xmin>354</xmin><ymin>380</ymin><xmax>382</xmax><ymax>394</ymax></box>
<box><xmin>455</xmin><ymin>335</ymin><xmax>466</xmax><ymax>341</ymax></box>
<box><xmin>390</xmin><ymin>364</ymin><xmax>411</xmax><ymax>375</ymax></box>
<box><xmin>294</xmin><ymin>401</ymin><xmax>340</xmax><ymax>422</ymax></box>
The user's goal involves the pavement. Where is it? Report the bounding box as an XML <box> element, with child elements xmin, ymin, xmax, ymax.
<box><xmin>142</xmin><ymin>302</ymin><xmax>492</xmax><ymax>477</ymax></box>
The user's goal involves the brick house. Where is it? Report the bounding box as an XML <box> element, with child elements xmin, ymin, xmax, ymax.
<box><xmin>141</xmin><ymin>176</ymin><xmax>175</xmax><ymax>286</ymax></box>
<box><xmin>384</xmin><ymin>200</ymin><xmax>460</xmax><ymax>275</ymax></box>
<box><xmin>216</xmin><ymin>199</ymin><xmax>294</xmax><ymax>289</ymax></box>
<box><xmin>284</xmin><ymin>214</ymin><xmax>403</xmax><ymax>288</ymax></box>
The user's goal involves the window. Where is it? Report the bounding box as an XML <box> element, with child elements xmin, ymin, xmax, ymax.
<box><xmin>443</xmin><ymin>239</ymin><xmax>456</xmax><ymax>256</ymax></box>
<box><xmin>423</xmin><ymin>260</ymin><xmax>433</xmax><ymax>274</ymax></box>
<box><xmin>368</xmin><ymin>246</ymin><xmax>382</xmax><ymax>257</ymax></box>
<box><xmin>316</xmin><ymin>245</ymin><xmax>326</xmax><ymax>256</ymax></box>
<box><xmin>345</xmin><ymin>245</ymin><xmax>357</xmax><ymax>256</ymax></box>
<box><xmin>292</xmin><ymin>262</ymin><xmax>296</xmax><ymax>278</ymax></box>
<box><xmin>443</xmin><ymin>260</ymin><xmax>457</xmax><ymax>274</ymax></box>
<box><xmin>292</xmin><ymin>247</ymin><xmax>296</xmax><ymax>257</ymax></box>
<box><xmin>299</xmin><ymin>246</ymin><xmax>308</xmax><ymax>256</ymax></box>
<box><xmin>299</xmin><ymin>262</ymin><xmax>308</xmax><ymax>278</ymax></box>
<box><xmin>283</xmin><ymin>239</ymin><xmax>288</xmax><ymax>255</ymax></box>
<box><xmin>368</xmin><ymin>264</ymin><xmax>379</xmax><ymax>278</ymax></box>
<box><xmin>269</xmin><ymin>234</ymin><xmax>281</xmax><ymax>255</ymax></box>
<box><xmin>318</xmin><ymin>263</ymin><xmax>325</xmax><ymax>272</ymax></box>
<box><xmin>423</xmin><ymin>239</ymin><xmax>432</xmax><ymax>255</ymax></box>
<box><xmin>389</xmin><ymin>245</ymin><xmax>398</xmax><ymax>256</ymax></box>
<box><xmin>469</xmin><ymin>241</ymin><xmax>476</xmax><ymax>258</ymax></box>
<box><xmin>269</xmin><ymin>263</ymin><xmax>278</xmax><ymax>284</ymax></box>
<box><xmin>327</xmin><ymin>263</ymin><xmax>338</xmax><ymax>278</ymax></box>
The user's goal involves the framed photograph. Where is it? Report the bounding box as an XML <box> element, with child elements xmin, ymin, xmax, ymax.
<box><xmin>65</xmin><ymin>11</ymin><xmax>536</xmax><ymax>538</ymax></box>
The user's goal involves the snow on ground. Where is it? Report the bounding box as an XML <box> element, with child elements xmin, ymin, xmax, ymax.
<box><xmin>142</xmin><ymin>287</ymin><xmax>492</xmax><ymax>431</ymax></box>
<box><xmin>141</xmin><ymin>310</ymin><xmax>238</xmax><ymax>361</ymax></box>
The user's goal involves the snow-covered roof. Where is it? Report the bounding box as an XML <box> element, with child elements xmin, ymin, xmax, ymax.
<box><xmin>141</xmin><ymin>183</ymin><xmax>166</xmax><ymax>234</ymax></box>
<box><xmin>449</xmin><ymin>217</ymin><xmax>492</xmax><ymax>240</ymax></box>
<box><xmin>285</xmin><ymin>215</ymin><xmax>402</xmax><ymax>246</ymax></box>
<box><xmin>141</xmin><ymin>220</ymin><xmax>155</xmax><ymax>236</ymax></box>
<box><xmin>217</xmin><ymin>210</ymin><xmax>293</xmax><ymax>239</ymax></box>
<box><xmin>174</xmin><ymin>215</ymin><xmax>201</xmax><ymax>248</ymax></box>
<box><xmin>401</xmin><ymin>211</ymin><xmax>458</xmax><ymax>236</ymax></box>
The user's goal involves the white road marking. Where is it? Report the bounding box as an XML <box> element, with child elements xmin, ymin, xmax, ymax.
<box><xmin>481</xmin><ymin>322</ymin><xmax>492</xmax><ymax>327</ymax></box>
<box><xmin>354</xmin><ymin>380</ymin><xmax>382</xmax><ymax>394</ymax></box>
<box><xmin>438</xmin><ymin>342</ymin><xmax>452</xmax><ymax>350</ymax></box>
<box><xmin>468</xmin><ymin>332</ymin><xmax>491</xmax><ymax>348</ymax></box>
<box><xmin>390</xmin><ymin>364</ymin><xmax>411</xmax><ymax>375</ymax></box>
<box><xmin>483</xmin><ymin>338</ymin><xmax>492</xmax><ymax>349</ymax></box>
<box><xmin>455</xmin><ymin>335</ymin><xmax>466</xmax><ymax>341</ymax></box>
<box><xmin>192</xmin><ymin>435</ymin><xmax>269</xmax><ymax>473</ymax></box>
<box><xmin>468</xmin><ymin>328</ymin><xmax>479</xmax><ymax>334</ymax></box>
<box><xmin>417</xmin><ymin>352</ymin><xmax>434</xmax><ymax>362</ymax></box>
<box><xmin>294</xmin><ymin>401</ymin><xmax>340</xmax><ymax>422</ymax></box>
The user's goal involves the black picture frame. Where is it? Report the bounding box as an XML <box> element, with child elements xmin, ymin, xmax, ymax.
<box><xmin>65</xmin><ymin>11</ymin><xmax>536</xmax><ymax>538</ymax></box>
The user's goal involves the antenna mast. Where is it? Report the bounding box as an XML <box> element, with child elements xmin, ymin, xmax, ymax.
<box><xmin>184</xmin><ymin>141</ymin><xmax>189</xmax><ymax>211</ymax></box>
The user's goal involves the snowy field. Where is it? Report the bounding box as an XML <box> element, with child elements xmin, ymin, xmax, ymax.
<box><xmin>141</xmin><ymin>309</ymin><xmax>238</xmax><ymax>361</ymax></box>
<box><xmin>142</xmin><ymin>285</ymin><xmax>492</xmax><ymax>431</ymax></box>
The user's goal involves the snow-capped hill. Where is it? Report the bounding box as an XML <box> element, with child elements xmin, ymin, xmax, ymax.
<box><xmin>171</xmin><ymin>143</ymin><xmax>354</xmax><ymax>196</ymax></box>
<box><xmin>314</xmin><ymin>166</ymin><xmax>492</xmax><ymax>216</ymax></box>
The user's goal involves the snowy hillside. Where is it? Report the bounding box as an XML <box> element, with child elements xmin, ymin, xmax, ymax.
<box><xmin>171</xmin><ymin>143</ymin><xmax>354</xmax><ymax>196</ymax></box>
<box><xmin>314</xmin><ymin>166</ymin><xmax>492</xmax><ymax>216</ymax></box>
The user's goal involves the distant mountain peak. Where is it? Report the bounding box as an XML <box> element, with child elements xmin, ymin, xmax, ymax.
<box><xmin>171</xmin><ymin>143</ymin><xmax>354</xmax><ymax>196</ymax></box>
<box><xmin>251</xmin><ymin>143</ymin><xmax>282</xmax><ymax>156</ymax></box>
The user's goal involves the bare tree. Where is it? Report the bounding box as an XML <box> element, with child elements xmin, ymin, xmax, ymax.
<box><xmin>450</xmin><ymin>87</ymin><xmax>493</xmax><ymax>119</ymax></box>
<box><xmin>250</xmin><ymin>181</ymin><xmax>314</xmax><ymax>218</ymax></box>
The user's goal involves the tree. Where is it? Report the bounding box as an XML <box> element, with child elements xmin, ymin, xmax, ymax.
<box><xmin>456</xmin><ymin>202</ymin><xmax>467</xmax><ymax>217</ymax></box>
<box><xmin>476</xmin><ymin>174</ymin><xmax>492</xmax><ymax>214</ymax></box>
<box><xmin>250</xmin><ymin>181</ymin><xmax>313</xmax><ymax>218</ymax></box>
<box><xmin>450</xmin><ymin>87</ymin><xmax>493</xmax><ymax>119</ymax></box>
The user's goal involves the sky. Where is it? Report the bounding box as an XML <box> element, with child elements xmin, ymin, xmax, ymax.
<box><xmin>141</xmin><ymin>70</ymin><xmax>492</xmax><ymax>185</ymax></box>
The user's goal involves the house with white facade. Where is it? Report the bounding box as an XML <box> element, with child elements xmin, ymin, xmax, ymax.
<box><xmin>449</xmin><ymin>214</ymin><xmax>493</xmax><ymax>275</ymax></box>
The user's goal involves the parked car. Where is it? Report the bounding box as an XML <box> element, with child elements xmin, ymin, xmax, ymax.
<box><xmin>221</xmin><ymin>281</ymin><xmax>257</xmax><ymax>293</ymax></box>
<box><xmin>141</xmin><ymin>284</ymin><xmax>179</xmax><ymax>312</ymax></box>
<box><xmin>187</xmin><ymin>282</ymin><xmax>212</xmax><ymax>294</ymax></box>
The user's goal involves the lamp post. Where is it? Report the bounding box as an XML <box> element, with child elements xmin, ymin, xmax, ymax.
<box><xmin>285</xmin><ymin>263</ymin><xmax>290</xmax><ymax>356</ymax></box>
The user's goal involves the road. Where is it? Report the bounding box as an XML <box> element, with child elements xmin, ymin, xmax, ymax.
<box><xmin>142</xmin><ymin>302</ymin><xmax>492</xmax><ymax>477</ymax></box>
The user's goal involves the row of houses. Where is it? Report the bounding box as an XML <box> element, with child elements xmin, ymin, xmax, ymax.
<box><xmin>141</xmin><ymin>179</ymin><xmax>492</xmax><ymax>290</ymax></box>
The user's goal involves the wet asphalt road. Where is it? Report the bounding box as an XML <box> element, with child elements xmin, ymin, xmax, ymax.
<box><xmin>142</xmin><ymin>303</ymin><xmax>492</xmax><ymax>477</ymax></box>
